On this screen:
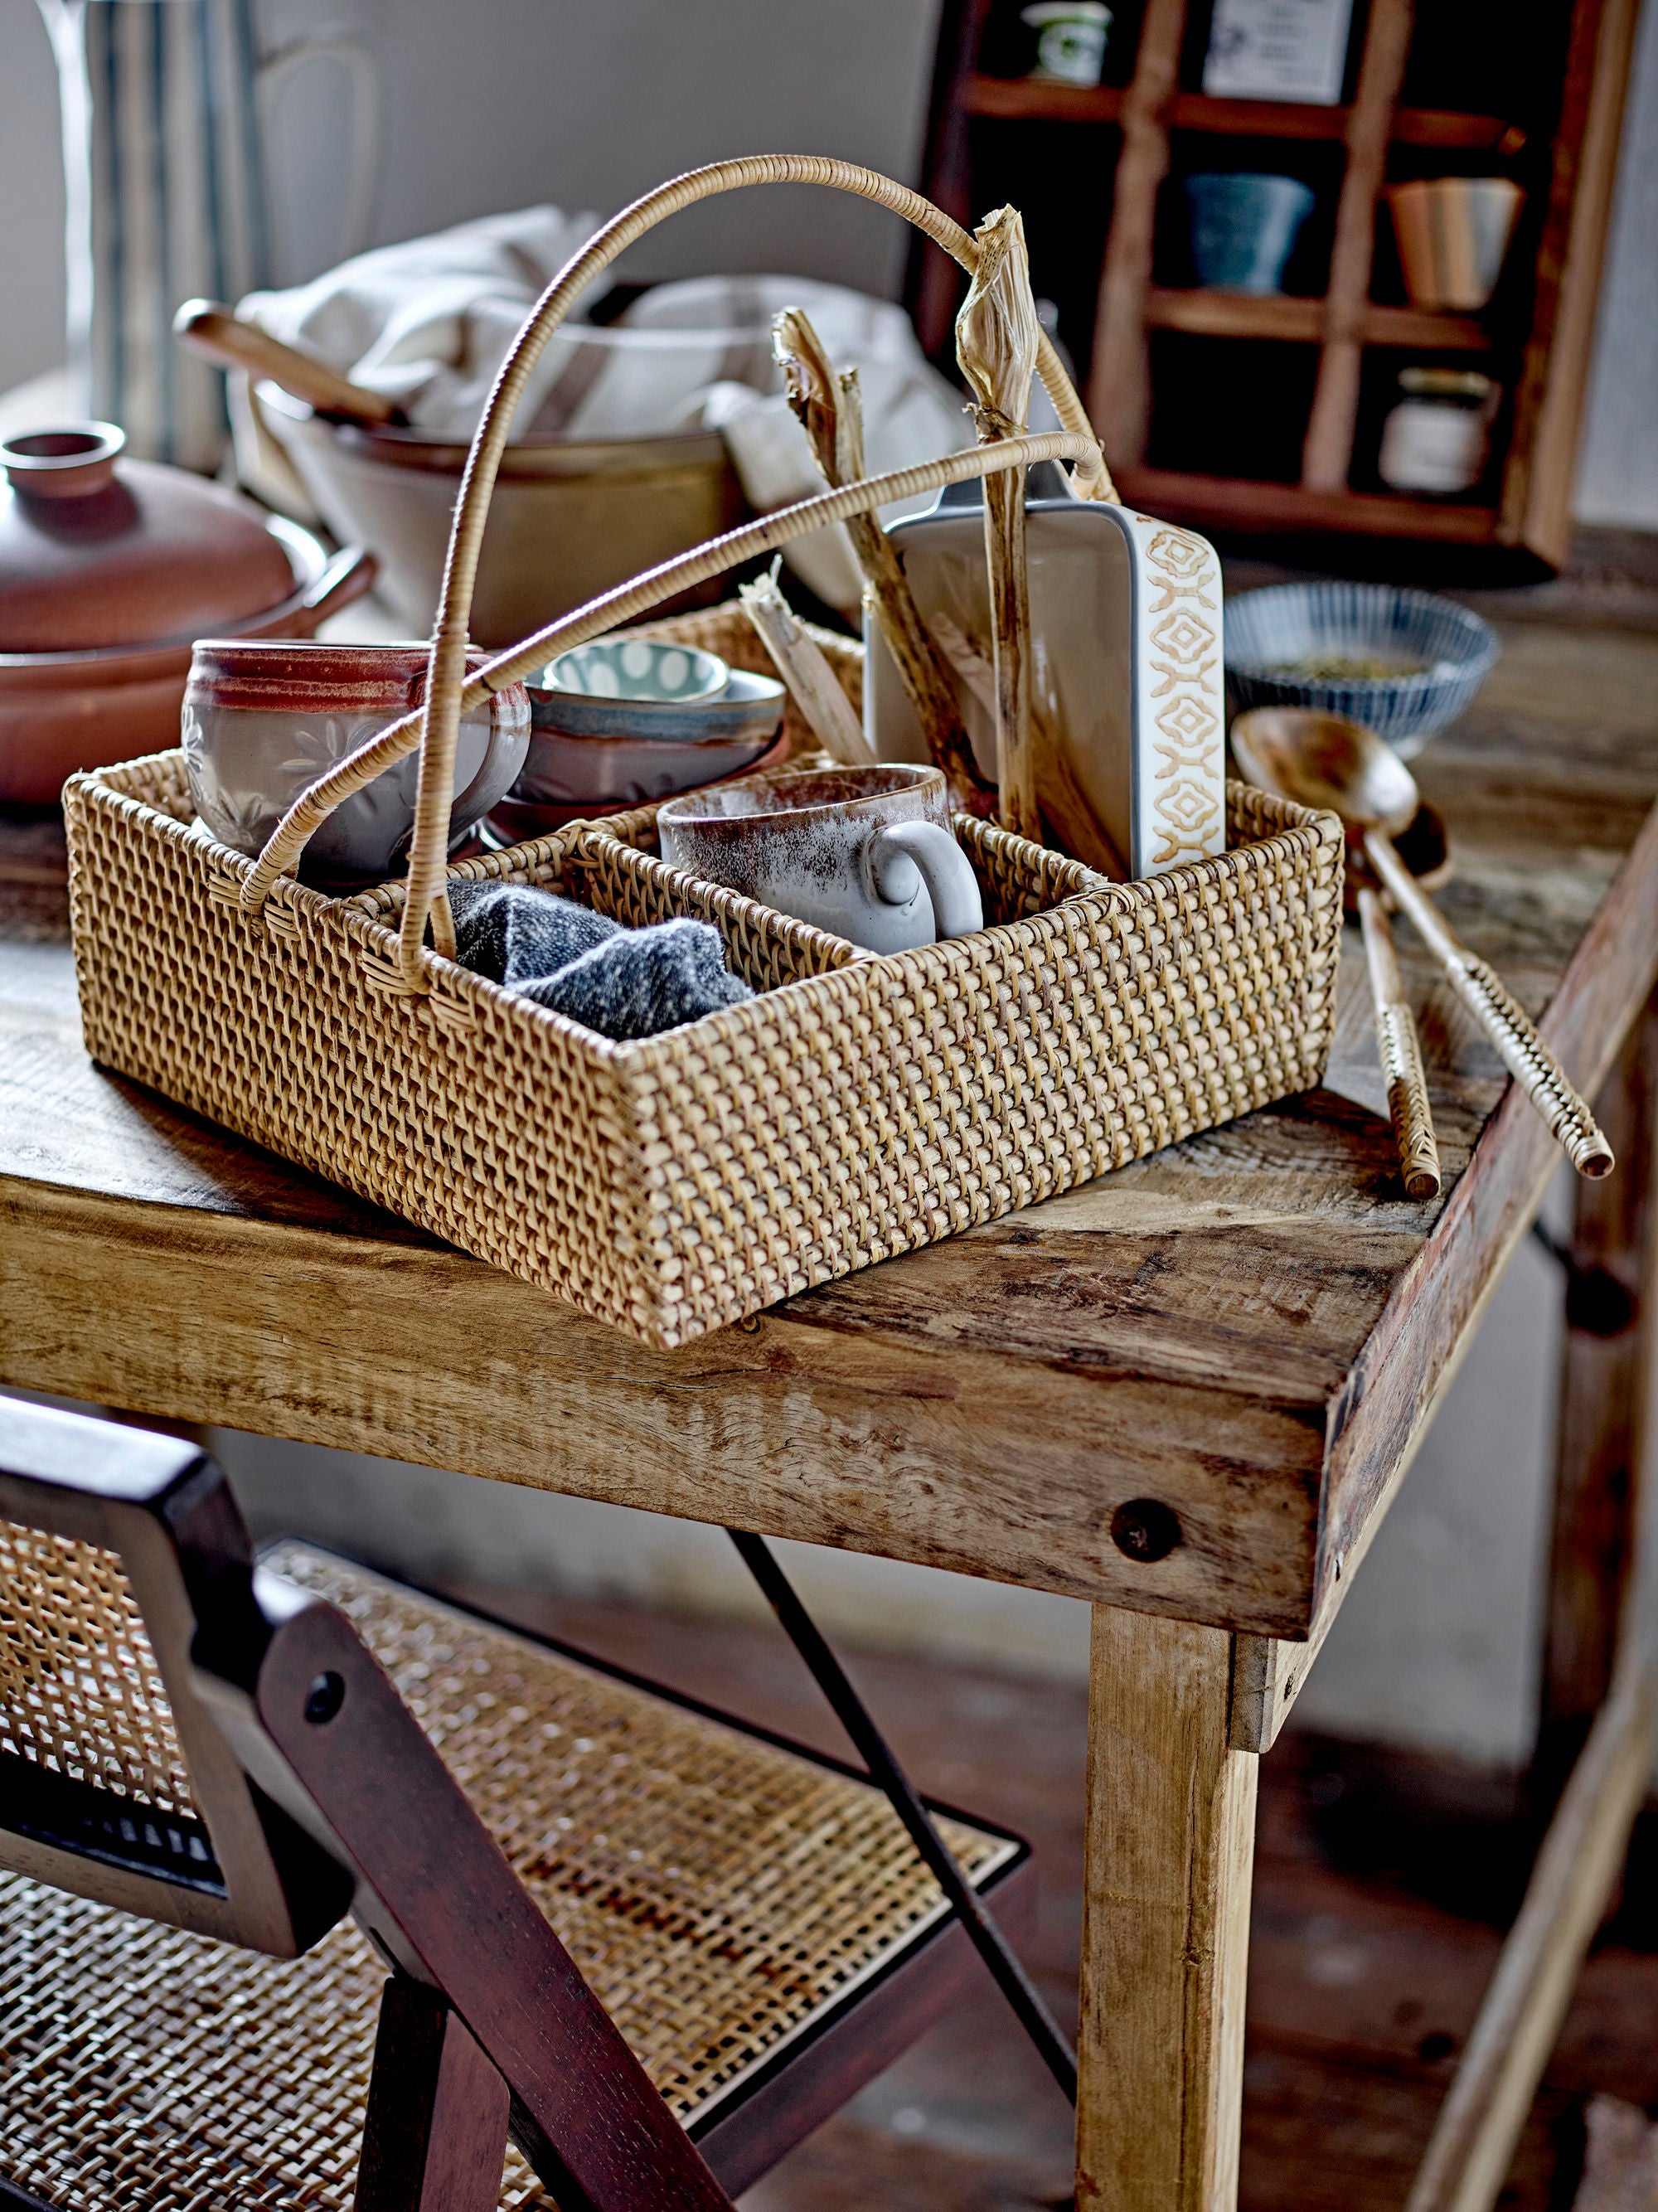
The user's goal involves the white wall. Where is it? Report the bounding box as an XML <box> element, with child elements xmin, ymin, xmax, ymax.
<box><xmin>0</xmin><ymin>0</ymin><xmax>944</xmax><ymax>392</ymax></box>
<box><xmin>0</xmin><ymin>0</ymin><xmax>67</xmax><ymax>392</ymax></box>
<box><xmin>1575</xmin><ymin>0</ymin><xmax>1658</xmax><ymax>527</ymax></box>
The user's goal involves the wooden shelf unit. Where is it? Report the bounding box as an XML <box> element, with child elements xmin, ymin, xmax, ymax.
<box><xmin>909</xmin><ymin>0</ymin><xmax>1643</xmax><ymax>565</ymax></box>
<box><xmin>1142</xmin><ymin>287</ymin><xmax>1489</xmax><ymax>350</ymax></box>
<box><xmin>965</xmin><ymin>73</ymin><xmax>1527</xmax><ymax>152</ymax></box>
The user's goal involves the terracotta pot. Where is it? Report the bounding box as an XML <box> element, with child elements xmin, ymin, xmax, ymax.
<box><xmin>0</xmin><ymin>423</ymin><xmax>376</xmax><ymax>804</ymax></box>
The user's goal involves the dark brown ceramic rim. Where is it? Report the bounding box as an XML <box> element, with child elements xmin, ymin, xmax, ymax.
<box><xmin>657</xmin><ymin>762</ymin><xmax>942</xmax><ymax>835</ymax></box>
<box><xmin>186</xmin><ymin>639</ymin><xmax>505</xmax><ymax>715</ymax></box>
<box><xmin>1342</xmin><ymin>799</ymin><xmax>1454</xmax><ymax>907</ymax></box>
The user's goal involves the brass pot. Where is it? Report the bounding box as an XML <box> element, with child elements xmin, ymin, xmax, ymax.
<box><xmin>257</xmin><ymin>384</ymin><xmax>747</xmax><ymax>648</ymax></box>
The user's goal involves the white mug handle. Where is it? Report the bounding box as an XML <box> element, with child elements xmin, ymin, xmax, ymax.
<box><xmin>868</xmin><ymin>821</ymin><xmax>983</xmax><ymax>941</ymax></box>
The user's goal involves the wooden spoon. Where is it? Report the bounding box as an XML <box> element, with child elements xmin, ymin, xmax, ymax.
<box><xmin>1232</xmin><ymin>706</ymin><xmax>1613</xmax><ymax>1181</ymax></box>
<box><xmin>173</xmin><ymin>298</ymin><xmax>408</xmax><ymax>428</ymax></box>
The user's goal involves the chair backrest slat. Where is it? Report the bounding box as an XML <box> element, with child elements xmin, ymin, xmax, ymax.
<box><xmin>0</xmin><ymin>1401</ymin><xmax>346</xmax><ymax>1954</ymax></box>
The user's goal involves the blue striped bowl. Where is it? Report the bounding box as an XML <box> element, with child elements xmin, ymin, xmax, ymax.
<box><xmin>1225</xmin><ymin>583</ymin><xmax>1499</xmax><ymax>757</ymax></box>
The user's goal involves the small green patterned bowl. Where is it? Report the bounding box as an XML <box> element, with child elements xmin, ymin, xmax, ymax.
<box><xmin>546</xmin><ymin>638</ymin><xmax>728</xmax><ymax>705</ymax></box>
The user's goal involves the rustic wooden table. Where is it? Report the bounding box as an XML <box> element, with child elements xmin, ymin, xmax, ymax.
<box><xmin>4</xmin><ymin>616</ymin><xmax>1658</xmax><ymax>2211</ymax></box>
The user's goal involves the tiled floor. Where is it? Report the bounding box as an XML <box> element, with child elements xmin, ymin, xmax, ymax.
<box><xmin>447</xmin><ymin>1582</ymin><xmax>1658</xmax><ymax>2212</ymax></box>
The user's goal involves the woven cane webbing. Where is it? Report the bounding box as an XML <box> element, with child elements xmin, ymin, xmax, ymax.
<box><xmin>65</xmin><ymin>606</ymin><xmax>1344</xmax><ymax>1346</ymax></box>
<box><xmin>0</xmin><ymin>1548</ymin><xmax>1013</xmax><ymax>2210</ymax></box>
<box><xmin>0</xmin><ymin>1521</ymin><xmax>197</xmax><ymax>1819</ymax></box>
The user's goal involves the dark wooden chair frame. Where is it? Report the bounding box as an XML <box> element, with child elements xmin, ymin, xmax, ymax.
<box><xmin>0</xmin><ymin>1400</ymin><xmax>1035</xmax><ymax>2212</ymax></box>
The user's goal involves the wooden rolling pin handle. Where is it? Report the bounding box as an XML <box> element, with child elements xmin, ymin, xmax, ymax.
<box><xmin>1358</xmin><ymin>886</ymin><xmax>1441</xmax><ymax>1201</ymax></box>
<box><xmin>172</xmin><ymin>298</ymin><xmax>406</xmax><ymax>428</ymax></box>
<box><xmin>1365</xmin><ymin>830</ymin><xmax>1615</xmax><ymax>1181</ymax></box>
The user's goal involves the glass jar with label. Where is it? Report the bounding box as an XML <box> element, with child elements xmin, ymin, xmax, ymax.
<box><xmin>1377</xmin><ymin>368</ymin><xmax>1500</xmax><ymax>497</ymax></box>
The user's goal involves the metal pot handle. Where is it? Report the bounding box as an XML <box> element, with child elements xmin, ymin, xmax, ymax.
<box><xmin>295</xmin><ymin>546</ymin><xmax>379</xmax><ymax>628</ymax></box>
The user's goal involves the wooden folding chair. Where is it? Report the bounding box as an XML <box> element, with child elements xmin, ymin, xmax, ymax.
<box><xmin>0</xmin><ymin>1399</ymin><xmax>1033</xmax><ymax>2210</ymax></box>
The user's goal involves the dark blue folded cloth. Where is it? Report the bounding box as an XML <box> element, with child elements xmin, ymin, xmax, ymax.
<box><xmin>446</xmin><ymin>878</ymin><xmax>752</xmax><ymax>1041</ymax></box>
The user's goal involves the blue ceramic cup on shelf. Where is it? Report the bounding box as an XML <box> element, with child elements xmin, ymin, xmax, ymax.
<box><xmin>1185</xmin><ymin>173</ymin><xmax>1316</xmax><ymax>293</ymax></box>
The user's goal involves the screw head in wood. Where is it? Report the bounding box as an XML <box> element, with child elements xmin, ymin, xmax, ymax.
<box><xmin>304</xmin><ymin>1670</ymin><xmax>345</xmax><ymax>1724</ymax></box>
<box><xmin>1109</xmin><ymin>1499</ymin><xmax>1181</xmax><ymax>1563</ymax></box>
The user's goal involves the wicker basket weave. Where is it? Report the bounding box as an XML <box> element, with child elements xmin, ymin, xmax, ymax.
<box><xmin>65</xmin><ymin>602</ymin><xmax>1342</xmax><ymax>1349</ymax></box>
<box><xmin>63</xmin><ymin>161</ymin><xmax>1344</xmax><ymax>1348</ymax></box>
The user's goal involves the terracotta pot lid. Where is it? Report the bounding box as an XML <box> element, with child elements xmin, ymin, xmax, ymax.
<box><xmin>0</xmin><ymin>423</ymin><xmax>298</xmax><ymax>653</ymax></box>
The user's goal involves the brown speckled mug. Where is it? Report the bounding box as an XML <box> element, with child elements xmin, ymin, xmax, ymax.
<box><xmin>657</xmin><ymin>763</ymin><xmax>982</xmax><ymax>955</ymax></box>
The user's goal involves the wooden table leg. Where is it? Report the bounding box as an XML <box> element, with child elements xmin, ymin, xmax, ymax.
<box><xmin>1535</xmin><ymin>990</ymin><xmax>1658</xmax><ymax>1811</ymax></box>
<box><xmin>1077</xmin><ymin>1605</ymin><xmax>1258</xmax><ymax>2212</ymax></box>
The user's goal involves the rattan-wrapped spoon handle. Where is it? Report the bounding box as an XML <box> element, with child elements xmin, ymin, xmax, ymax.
<box><xmin>1358</xmin><ymin>887</ymin><xmax>1441</xmax><ymax>1201</ymax></box>
<box><xmin>1365</xmin><ymin>830</ymin><xmax>1614</xmax><ymax>1180</ymax></box>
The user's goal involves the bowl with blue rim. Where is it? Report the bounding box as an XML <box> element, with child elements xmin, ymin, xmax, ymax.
<box><xmin>1225</xmin><ymin>582</ymin><xmax>1499</xmax><ymax>759</ymax></box>
<box><xmin>514</xmin><ymin>634</ymin><xmax>788</xmax><ymax>810</ymax></box>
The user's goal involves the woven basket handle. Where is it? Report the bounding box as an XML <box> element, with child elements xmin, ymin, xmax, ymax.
<box><xmin>241</xmin><ymin>158</ymin><xmax>1113</xmax><ymax>987</ymax></box>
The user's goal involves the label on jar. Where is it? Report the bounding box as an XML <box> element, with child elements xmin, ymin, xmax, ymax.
<box><xmin>1377</xmin><ymin>399</ymin><xmax>1487</xmax><ymax>495</ymax></box>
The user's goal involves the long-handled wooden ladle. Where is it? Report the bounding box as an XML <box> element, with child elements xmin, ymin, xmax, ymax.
<box><xmin>1232</xmin><ymin>706</ymin><xmax>1614</xmax><ymax>1181</ymax></box>
<box><xmin>173</xmin><ymin>298</ymin><xmax>408</xmax><ymax>427</ymax></box>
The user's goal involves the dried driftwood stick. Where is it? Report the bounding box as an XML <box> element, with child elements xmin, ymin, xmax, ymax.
<box><xmin>738</xmin><ymin>565</ymin><xmax>874</xmax><ymax>767</ymax></box>
<box><xmin>773</xmin><ymin>307</ymin><xmax>991</xmax><ymax>815</ymax></box>
<box><xmin>955</xmin><ymin>205</ymin><xmax>1040</xmax><ymax>842</ymax></box>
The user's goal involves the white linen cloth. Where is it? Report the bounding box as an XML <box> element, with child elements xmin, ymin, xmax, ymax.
<box><xmin>233</xmin><ymin>206</ymin><xmax>977</xmax><ymax>610</ymax></box>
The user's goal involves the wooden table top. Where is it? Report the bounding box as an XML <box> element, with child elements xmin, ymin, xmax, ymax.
<box><xmin>5</xmin><ymin>619</ymin><xmax>1658</xmax><ymax>1652</ymax></box>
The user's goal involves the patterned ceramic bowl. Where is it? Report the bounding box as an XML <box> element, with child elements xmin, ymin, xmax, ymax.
<box><xmin>514</xmin><ymin>668</ymin><xmax>785</xmax><ymax>807</ymax></box>
<box><xmin>1225</xmin><ymin>582</ymin><xmax>1499</xmax><ymax>758</ymax></box>
<box><xmin>546</xmin><ymin>638</ymin><xmax>727</xmax><ymax>704</ymax></box>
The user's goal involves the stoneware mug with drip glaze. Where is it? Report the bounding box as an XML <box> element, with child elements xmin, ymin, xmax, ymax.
<box><xmin>657</xmin><ymin>763</ymin><xmax>983</xmax><ymax>955</ymax></box>
<box><xmin>182</xmin><ymin>639</ymin><xmax>529</xmax><ymax>882</ymax></box>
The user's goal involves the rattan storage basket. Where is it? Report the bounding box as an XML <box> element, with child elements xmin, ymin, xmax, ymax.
<box><xmin>65</xmin><ymin>600</ymin><xmax>1342</xmax><ymax>1348</ymax></box>
<box><xmin>62</xmin><ymin>158</ymin><xmax>1345</xmax><ymax>1348</ymax></box>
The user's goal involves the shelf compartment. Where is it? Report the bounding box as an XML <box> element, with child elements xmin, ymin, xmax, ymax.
<box><xmin>1143</xmin><ymin>290</ymin><xmax>1490</xmax><ymax>350</ymax></box>
<box><xmin>964</xmin><ymin>75</ymin><xmax>1522</xmax><ymax>151</ymax></box>
<box><xmin>909</xmin><ymin>0</ymin><xmax>1638</xmax><ymax>567</ymax></box>
<box><xmin>1114</xmin><ymin>464</ymin><xmax>1499</xmax><ymax>543</ymax></box>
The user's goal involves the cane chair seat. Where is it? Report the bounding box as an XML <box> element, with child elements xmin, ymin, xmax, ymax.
<box><xmin>0</xmin><ymin>1545</ymin><xmax>1019</xmax><ymax>2211</ymax></box>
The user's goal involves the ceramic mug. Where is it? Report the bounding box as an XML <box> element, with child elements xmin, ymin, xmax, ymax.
<box><xmin>183</xmin><ymin>639</ymin><xmax>530</xmax><ymax>881</ymax></box>
<box><xmin>1185</xmin><ymin>172</ymin><xmax>1316</xmax><ymax>294</ymax></box>
<box><xmin>657</xmin><ymin>763</ymin><xmax>984</xmax><ymax>955</ymax></box>
<box><xmin>1386</xmin><ymin>178</ymin><xmax>1524</xmax><ymax>313</ymax></box>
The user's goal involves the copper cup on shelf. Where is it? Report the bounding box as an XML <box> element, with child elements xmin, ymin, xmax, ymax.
<box><xmin>1386</xmin><ymin>178</ymin><xmax>1524</xmax><ymax>313</ymax></box>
